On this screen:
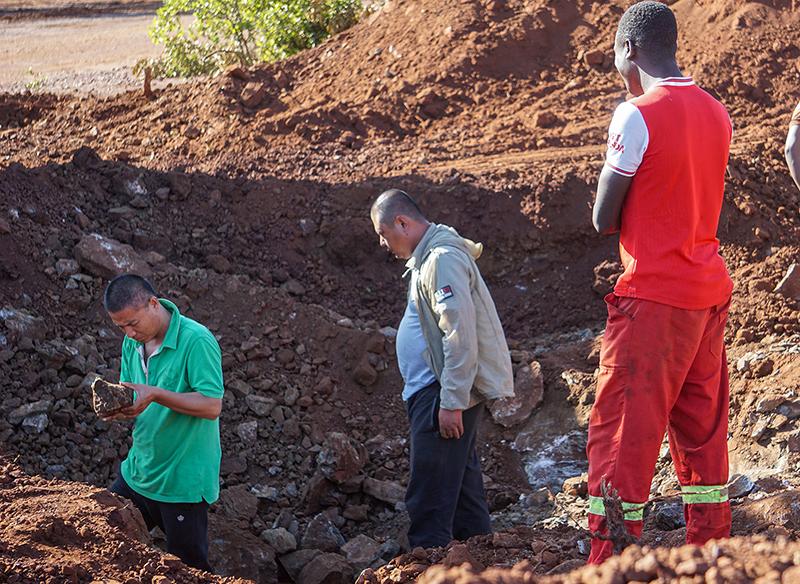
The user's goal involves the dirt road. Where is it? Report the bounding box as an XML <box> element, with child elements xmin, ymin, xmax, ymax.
<box><xmin>0</xmin><ymin>1</ymin><xmax>169</xmax><ymax>95</ymax></box>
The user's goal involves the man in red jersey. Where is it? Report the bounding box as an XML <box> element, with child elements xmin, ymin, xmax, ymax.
<box><xmin>587</xmin><ymin>1</ymin><xmax>733</xmax><ymax>564</ymax></box>
<box><xmin>785</xmin><ymin>101</ymin><xmax>800</xmax><ymax>190</ymax></box>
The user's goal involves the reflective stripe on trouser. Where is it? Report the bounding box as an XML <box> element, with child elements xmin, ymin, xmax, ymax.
<box><xmin>586</xmin><ymin>293</ymin><xmax>732</xmax><ymax>565</ymax></box>
<box><xmin>588</xmin><ymin>495</ymin><xmax>645</xmax><ymax>521</ymax></box>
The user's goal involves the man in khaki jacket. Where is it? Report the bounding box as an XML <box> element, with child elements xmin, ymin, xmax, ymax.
<box><xmin>370</xmin><ymin>189</ymin><xmax>514</xmax><ymax>548</ymax></box>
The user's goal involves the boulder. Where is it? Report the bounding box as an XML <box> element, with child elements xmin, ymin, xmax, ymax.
<box><xmin>298</xmin><ymin>553</ymin><xmax>353</xmax><ymax>584</ymax></box>
<box><xmin>301</xmin><ymin>513</ymin><xmax>346</xmax><ymax>552</ymax></box>
<box><xmin>0</xmin><ymin>307</ymin><xmax>46</xmax><ymax>343</ymax></box>
<box><xmin>209</xmin><ymin>517</ymin><xmax>277</xmax><ymax>583</ymax></box>
<box><xmin>73</xmin><ymin>233</ymin><xmax>151</xmax><ymax>279</ymax></box>
<box><xmin>9</xmin><ymin>400</ymin><xmax>52</xmax><ymax>424</ymax></box>
<box><xmin>415</xmin><ymin>87</ymin><xmax>447</xmax><ymax>119</ymax></box>
<box><xmin>775</xmin><ymin>263</ymin><xmax>800</xmax><ymax>299</ymax></box>
<box><xmin>21</xmin><ymin>413</ymin><xmax>48</xmax><ymax>433</ymax></box>
<box><xmin>279</xmin><ymin>549</ymin><xmax>321</xmax><ymax>582</ymax></box>
<box><xmin>489</xmin><ymin>360</ymin><xmax>544</xmax><ymax>428</ymax></box>
<box><xmin>353</xmin><ymin>355</ymin><xmax>378</xmax><ymax>387</ymax></box>
<box><xmin>241</xmin><ymin>82</ymin><xmax>268</xmax><ymax>108</ymax></box>
<box><xmin>341</xmin><ymin>534</ymin><xmax>382</xmax><ymax>571</ymax></box>
<box><xmin>261</xmin><ymin>527</ymin><xmax>297</xmax><ymax>555</ymax></box>
<box><xmin>728</xmin><ymin>474</ymin><xmax>755</xmax><ymax>499</ymax></box>
<box><xmin>582</xmin><ymin>48</ymin><xmax>605</xmax><ymax>67</ymax></box>
<box><xmin>237</xmin><ymin>420</ymin><xmax>258</xmax><ymax>445</ymax></box>
<box><xmin>218</xmin><ymin>484</ymin><xmax>259</xmax><ymax>521</ymax></box>
<box><xmin>362</xmin><ymin>477</ymin><xmax>405</xmax><ymax>506</ymax></box>
<box><xmin>317</xmin><ymin>432</ymin><xmax>369</xmax><ymax>484</ymax></box>
<box><xmin>207</xmin><ymin>253</ymin><xmax>232</xmax><ymax>273</ymax></box>
<box><xmin>246</xmin><ymin>394</ymin><xmax>276</xmax><ymax>416</ymax></box>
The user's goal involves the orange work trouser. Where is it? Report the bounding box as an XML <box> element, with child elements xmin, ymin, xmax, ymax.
<box><xmin>586</xmin><ymin>293</ymin><xmax>731</xmax><ymax>565</ymax></box>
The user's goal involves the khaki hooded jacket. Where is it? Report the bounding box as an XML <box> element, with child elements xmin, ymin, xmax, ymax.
<box><xmin>404</xmin><ymin>223</ymin><xmax>514</xmax><ymax>410</ymax></box>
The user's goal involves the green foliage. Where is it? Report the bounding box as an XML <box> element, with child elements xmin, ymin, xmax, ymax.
<box><xmin>139</xmin><ymin>0</ymin><xmax>364</xmax><ymax>78</ymax></box>
<box><xmin>23</xmin><ymin>68</ymin><xmax>47</xmax><ymax>93</ymax></box>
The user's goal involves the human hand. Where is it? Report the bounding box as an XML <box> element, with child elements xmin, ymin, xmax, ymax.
<box><xmin>105</xmin><ymin>383</ymin><xmax>160</xmax><ymax>419</ymax></box>
<box><xmin>438</xmin><ymin>408</ymin><xmax>464</xmax><ymax>439</ymax></box>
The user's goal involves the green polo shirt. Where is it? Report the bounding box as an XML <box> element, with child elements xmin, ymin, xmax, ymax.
<box><xmin>119</xmin><ymin>299</ymin><xmax>224</xmax><ymax>504</ymax></box>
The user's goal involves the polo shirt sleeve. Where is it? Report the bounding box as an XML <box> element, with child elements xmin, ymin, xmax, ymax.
<box><xmin>186</xmin><ymin>335</ymin><xmax>224</xmax><ymax>399</ymax></box>
<box><xmin>604</xmin><ymin>101</ymin><xmax>649</xmax><ymax>177</ymax></box>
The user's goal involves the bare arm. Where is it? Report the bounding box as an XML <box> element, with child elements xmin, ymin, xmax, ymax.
<box><xmin>786</xmin><ymin>124</ymin><xmax>800</xmax><ymax>191</ymax></box>
<box><xmin>116</xmin><ymin>383</ymin><xmax>222</xmax><ymax>420</ymax></box>
<box><xmin>593</xmin><ymin>167</ymin><xmax>634</xmax><ymax>235</ymax></box>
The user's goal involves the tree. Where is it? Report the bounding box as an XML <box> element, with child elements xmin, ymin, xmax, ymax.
<box><xmin>138</xmin><ymin>0</ymin><xmax>364</xmax><ymax>78</ymax></box>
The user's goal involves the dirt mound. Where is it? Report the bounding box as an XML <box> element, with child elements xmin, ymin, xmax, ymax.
<box><xmin>390</xmin><ymin>535</ymin><xmax>800</xmax><ymax>583</ymax></box>
<box><xmin>0</xmin><ymin>459</ymin><xmax>249</xmax><ymax>583</ymax></box>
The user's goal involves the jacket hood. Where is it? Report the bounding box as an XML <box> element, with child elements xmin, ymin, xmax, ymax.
<box><xmin>407</xmin><ymin>224</ymin><xmax>483</xmax><ymax>271</ymax></box>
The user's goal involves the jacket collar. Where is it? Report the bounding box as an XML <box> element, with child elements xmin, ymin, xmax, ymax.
<box><xmin>404</xmin><ymin>223</ymin><xmax>436</xmax><ymax>273</ymax></box>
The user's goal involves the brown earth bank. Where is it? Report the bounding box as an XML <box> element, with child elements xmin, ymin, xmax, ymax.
<box><xmin>1</xmin><ymin>0</ymin><xmax>800</xmax><ymax>582</ymax></box>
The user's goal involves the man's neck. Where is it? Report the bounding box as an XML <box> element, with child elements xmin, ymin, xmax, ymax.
<box><xmin>151</xmin><ymin>304</ymin><xmax>172</xmax><ymax>346</ymax></box>
<box><xmin>408</xmin><ymin>221</ymin><xmax>433</xmax><ymax>257</ymax></box>
<box><xmin>638</xmin><ymin>61</ymin><xmax>685</xmax><ymax>93</ymax></box>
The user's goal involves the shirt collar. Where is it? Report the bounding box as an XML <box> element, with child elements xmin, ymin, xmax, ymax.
<box><xmin>158</xmin><ymin>299</ymin><xmax>182</xmax><ymax>350</ymax></box>
<box><xmin>652</xmin><ymin>76</ymin><xmax>695</xmax><ymax>88</ymax></box>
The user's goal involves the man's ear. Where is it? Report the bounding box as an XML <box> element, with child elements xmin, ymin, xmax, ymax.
<box><xmin>624</xmin><ymin>39</ymin><xmax>636</xmax><ymax>61</ymax></box>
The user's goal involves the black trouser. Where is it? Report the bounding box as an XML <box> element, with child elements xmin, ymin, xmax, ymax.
<box><xmin>405</xmin><ymin>382</ymin><xmax>492</xmax><ymax>548</ymax></box>
<box><xmin>110</xmin><ymin>474</ymin><xmax>212</xmax><ymax>572</ymax></box>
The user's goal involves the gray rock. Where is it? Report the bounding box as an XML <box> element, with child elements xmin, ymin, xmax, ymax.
<box><xmin>341</xmin><ymin>534</ymin><xmax>381</xmax><ymax>571</ymax></box>
<box><xmin>652</xmin><ymin>500</ymin><xmax>685</xmax><ymax>530</ymax></box>
<box><xmin>22</xmin><ymin>413</ymin><xmax>48</xmax><ymax>433</ymax></box>
<box><xmin>252</xmin><ymin>484</ymin><xmax>280</xmax><ymax>502</ymax></box>
<box><xmin>728</xmin><ymin>474</ymin><xmax>755</xmax><ymax>499</ymax></box>
<box><xmin>55</xmin><ymin>258</ymin><xmax>80</xmax><ymax>276</ymax></box>
<box><xmin>9</xmin><ymin>400</ymin><xmax>52</xmax><ymax>424</ymax></box>
<box><xmin>362</xmin><ymin>477</ymin><xmax>405</xmax><ymax>506</ymax></box>
<box><xmin>229</xmin><ymin>379</ymin><xmax>253</xmax><ymax>398</ymax></box>
<box><xmin>261</xmin><ymin>527</ymin><xmax>297</xmax><ymax>554</ymax></box>
<box><xmin>301</xmin><ymin>513</ymin><xmax>346</xmax><ymax>552</ymax></box>
<box><xmin>379</xmin><ymin>539</ymin><xmax>400</xmax><ymax>560</ymax></box>
<box><xmin>237</xmin><ymin>420</ymin><xmax>258</xmax><ymax>445</ymax></box>
<box><xmin>246</xmin><ymin>394</ymin><xmax>276</xmax><ymax>416</ymax></box>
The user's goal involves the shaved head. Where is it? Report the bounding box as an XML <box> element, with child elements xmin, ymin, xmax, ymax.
<box><xmin>370</xmin><ymin>189</ymin><xmax>427</xmax><ymax>225</ymax></box>
<box><xmin>104</xmin><ymin>274</ymin><xmax>156</xmax><ymax>313</ymax></box>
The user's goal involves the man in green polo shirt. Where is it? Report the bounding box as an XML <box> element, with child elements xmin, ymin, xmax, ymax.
<box><xmin>102</xmin><ymin>274</ymin><xmax>224</xmax><ymax>572</ymax></box>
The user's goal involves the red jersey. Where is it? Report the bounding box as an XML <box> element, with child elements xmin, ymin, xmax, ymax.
<box><xmin>603</xmin><ymin>77</ymin><xmax>733</xmax><ymax>310</ymax></box>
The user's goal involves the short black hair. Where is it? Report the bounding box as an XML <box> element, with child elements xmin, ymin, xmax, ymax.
<box><xmin>104</xmin><ymin>274</ymin><xmax>156</xmax><ymax>313</ymax></box>
<box><xmin>371</xmin><ymin>189</ymin><xmax>426</xmax><ymax>224</ymax></box>
<box><xmin>617</xmin><ymin>1</ymin><xmax>678</xmax><ymax>61</ymax></box>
